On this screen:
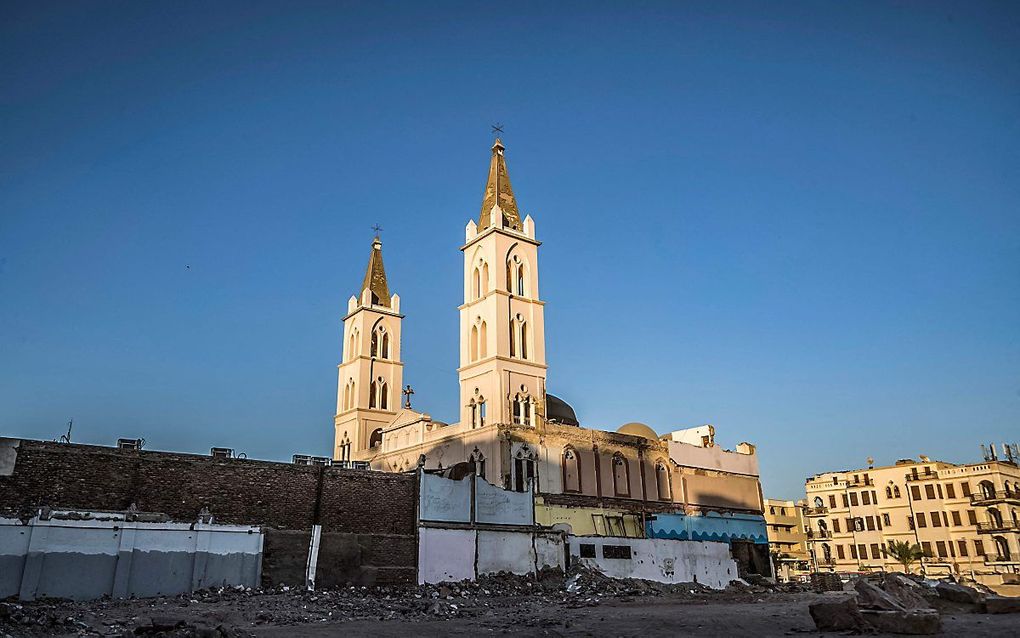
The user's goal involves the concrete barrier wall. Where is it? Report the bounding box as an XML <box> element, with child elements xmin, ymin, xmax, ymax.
<box><xmin>418</xmin><ymin>472</ymin><xmax>533</xmax><ymax>526</ymax></box>
<box><xmin>419</xmin><ymin>473</ymin><xmax>473</xmax><ymax>523</ymax></box>
<box><xmin>418</xmin><ymin>527</ymin><xmax>475</xmax><ymax>584</ymax></box>
<box><xmin>567</xmin><ymin>536</ymin><xmax>737</xmax><ymax>589</ymax></box>
<box><xmin>417</xmin><ymin>527</ymin><xmax>565</xmax><ymax>584</ymax></box>
<box><xmin>535</xmin><ymin>532</ymin><xmax>565</xmax><ymax>571</ymax></box>
<box><xmin>476</xmin><ymin>530</ymin><xmax>536</xmax><ymax>576</ymax></box>
<box><xmin>1</xmin><ymin>516</ymin><xmax>262</xmax><ymax>600</ymax></box>
<box><xmin>474</xmin><ymin>477</ymin><xmax>534</xmax><ymax>526</ymax></box>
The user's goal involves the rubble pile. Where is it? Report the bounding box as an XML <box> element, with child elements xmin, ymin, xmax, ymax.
<box><xmin>809</xmin><ymin>573</ymin><xmax>1020</xmax><ymax>635</ymax></box>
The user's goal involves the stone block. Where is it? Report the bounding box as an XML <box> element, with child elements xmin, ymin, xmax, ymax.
<box><xmin>935</xmin><ymin>581</ymin><xmax>984</xmax><ymax>605</ymax></box>
<box><xmin>860</xmin><ymin>609</ymin><xmax>941</xmax><ymax>635</ymax></box>
<box><xmin>855</xmin><ymin>578</ymin><xmax>905</xmax><ymax>611</ymax></box>
<box><xmin>985</xmin><ymin>596</ymin><xmax>1020</xmax><ymax>614</ymax></box>
<box><xmin>809</xmin><ymin>597</ymin><xmax>866</xmax><ymax>632</ymax></box>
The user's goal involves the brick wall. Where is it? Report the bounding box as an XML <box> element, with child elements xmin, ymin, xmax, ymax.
<box><xmin>0</xmin><ymin>438</ymin><xmax>418</xmax><ymax>585</ymax></box>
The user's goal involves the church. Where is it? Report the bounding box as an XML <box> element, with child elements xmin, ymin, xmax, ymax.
<box><xmin>332</xmin><ymin>139</ymin><xmax>768</xmax><ymax>561</ymax></box>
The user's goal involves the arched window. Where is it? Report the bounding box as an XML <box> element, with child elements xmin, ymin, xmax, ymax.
<box><xmin>472</xmin><ymin>268</ymin><xmax>481</xmax><ymax>300</ymax></box>
<box><xmin>506</xmin><ymin>261</ymin><xmax>513</xmax><ymax>292</ymax></box>
<box><xmin>655</xmin><ymin>461</ymin><xmax>671</xmax><ymax>500</ymax></box>
<box><xmin>563</xmin><ymin>447</ymin><xmax>581</xmax><ymax>493</ymax></box>
<box><xmin>523</xmin><ymin>398</ymin><xmax>531</xmax><ymax>425</ymax></box>
<box><xmin>470</xmin><ymin>325</ymin><xmax>479</xmax><ymax>361</ymax></box>
<box><xmin>513</xmin><ymin>445</ymin><xmax>536</xmax><ymax>492</ymax></box>
<box><xmin>478</xmin><ymin>399</ymin><xmax>486</xmax><ymax>426</ymax></box>
<box><xmin>993</xmin><ymin>535</ymin><xmax>1011</xmax><ymax>561</ymax></box>
<box><xmin>512</xmin><ymin>396</ymin><xmax>522</xmax><ymax>424</ymax></box>
<box><xmin>479</xmin><ymin>321</ymin><xmax>487</xmax><ymax>358</ymax></box>
<box><xmin>893</xmin><ymin>485</ymin><xmax>901</xmax><ymax>498</ymax></box>
<box><xmin>886</xmin><ymin>486</ymin><xmax>893</xmax><ymax>499</ymax></box>
<box><xmin>380</xmin><ymin>330</ymin><xmax>389</xmax><ymax>359</ymax></box>
<box><xmin>337</xmin><ymin>433</ymin><xmax>351</xmax><ymax>462</ymax></box>
<box><xmin>370</xmin><ymin>331</ymin><xmax>379</xmax><ymax>357</ymax></box>
<box><xmin>980</xmin><ymin>480</ymin><xmax>996</xmax><ymax>499</ymax></box>
<box><xmin>369</xmin><ymin>380</ymin><xmax>377</xmax><ymax>408</ymax></box>
<box><xmin>818</xmin><ymin>519</ymin><xmax>828</xmax><ymax>532</ymax></box>
<box><xmin>469</xmin><ymin>399</ymin><xmax>477</xmax><ymax>428</ymax></box>
<box><xmin>469</xmin><ymin>448</ymin><xmax>486</xmax><ymax>479</ymax></box>
<box><xmin>520</xmin><ymin>322</ymin><xmax>528</xmax><ymax>360</ymax></box>
<box><xmin>516</xmin><ymin>264</ymin><xmax>526</xmax><ymax>296</ymax></box>
<box><xmin>379</xmin><ymin>380</ymin><xmax>388</xmax><ymax>410</ymax></box>
<box><xmin>343</xmin><ymin>381</ymin><xmax>351</xmax><ymax>411</ymax></box>
<box><xmin>822</xmin><ymin>543</ymin><xmax>832</xmax><ymax>562</ymax></box>
<box><xmin>369</xmin><ymin>428</ymin><xmax>383</xmax><ymax>448</ymax></box>
<box><xmin>987</xmin><ymin>508</ymin><xmax>1004</xmax><ymax>528</ymax></box>
<box><xmin>509</xmin><ymin>319</ymin><xmax>516</xmax><ymax>357</ymax></box>
<box><xmin>347</xmin><ymin>332</ymin><xmax>355</xmax><ymax>361</ymax></box>
<box><xmin>481</xmin><ymin>262</ymin><xmax>489</xmax><ymax>294</ymax></box>
<box><xmin>813</xmin><ymin>496</ymin><xmax>824</xmax><ymax>508</ymax></box>
<box><xmin>612</xmin><ymin>453</ymin><xmax>630</xmax><ymax>497</ymax></box>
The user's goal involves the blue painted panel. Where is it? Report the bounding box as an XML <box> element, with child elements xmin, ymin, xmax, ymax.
<box><xmin>646</xmin><ymin>511</ymin><xmax>768</xmax><ymax>545</ymax></box>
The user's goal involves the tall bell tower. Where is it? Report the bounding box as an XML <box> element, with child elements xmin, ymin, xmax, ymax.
<box><xmin>458</xmin><ymin>139</ymin><xmax>547</xmax><ymax>429</ymax></box>
<box><xmin>334</xmin><ymin>235</ymin><xmax>404</xmax><ymax>462</ymax></box>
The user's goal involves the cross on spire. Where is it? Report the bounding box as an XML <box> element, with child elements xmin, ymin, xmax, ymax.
<box><xmin>491</xmin><ymin>123</ymin><xmax>504</xmax><ymax>139</ymax></box>
<box><xmin>402</xmin><ymin>384</ymin><xmax>415</xmax><ymax>409</ymax></box>
<box><xmin>371</xmin><ymin>224</ymin><xmax>383</xmax><ymax>236</ymax></box>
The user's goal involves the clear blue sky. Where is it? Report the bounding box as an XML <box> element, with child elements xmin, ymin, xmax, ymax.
<box><xmin>2</xmin><ymin>1</ymin><xmax>1018</xmax><ymax>500</ymax></box>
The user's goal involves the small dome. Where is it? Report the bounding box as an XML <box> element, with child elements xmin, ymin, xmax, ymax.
<box><xmin>617</xmin><ymin>422</ymin><xmax>660</xmax><ymax>440</ymax></box>
<box><xmin>546</xmin><ymin>394</ymin><xmax>579</xmax><ymax>426</ymax></box>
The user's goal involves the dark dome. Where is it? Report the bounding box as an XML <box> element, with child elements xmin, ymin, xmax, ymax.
<box><xmin>546</xmin><ymin>393</ymin><xmax>579</xmax><ymax>426</ymax></box>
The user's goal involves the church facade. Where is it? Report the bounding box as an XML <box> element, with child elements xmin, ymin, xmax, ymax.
<box><xmin>332</xmin><ymin>140</ymin><xmax>768</xmax><ymax>560</ymax></box>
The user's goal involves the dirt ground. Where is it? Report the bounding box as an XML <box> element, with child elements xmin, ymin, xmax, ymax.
<box><xmin>250</xmin><ymin>594</ymin><xmax>1020</xmax><ymax>637</ymax></box>
<box><xmin>4</xmin><ymin>586</ymin><xmax>1020</xmax><ymax>638</ymax></box>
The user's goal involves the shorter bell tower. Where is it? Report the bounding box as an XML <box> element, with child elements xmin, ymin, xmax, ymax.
<box><xmin>334</xmin><ymin>235</ymin><xmax>404</xmax><ymax>462</ymax></box>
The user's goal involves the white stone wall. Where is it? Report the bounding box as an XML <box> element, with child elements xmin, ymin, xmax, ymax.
<box><xmin>567</xmin><ymin>536</ymin><xmax>737</xmax><ymax>590</ymax></box>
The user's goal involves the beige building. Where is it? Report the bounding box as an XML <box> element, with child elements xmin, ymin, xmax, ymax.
<box><xmin>804</xmin><ymin>447</ymin><xmax>1020</xmax><ymax>585</ymax></box>
<box><xmin>764</xmin><ymin>498</ymin><xmax>809</xmax><ymax>581</ymax></box>
<box><xmin>330</xmin><ymin>139</ymin><xmax>770</xmax><ymax>570</ymax></box>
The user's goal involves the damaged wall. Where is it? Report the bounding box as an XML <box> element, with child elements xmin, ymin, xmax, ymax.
<box><xmin>417</xmin><ymin>528</ymin><xmax>565</xmax><ymax>584</ymax></box>
<box><xmin>1</xmin><ymin>515</ymin><xmax>261</xmax><ymax>601</ymax></box>
<box><xmin>567</xmin><ymin>536</ymin><xmax>737</xmax><ymax>589</ymax></box>
<box><xmin>0</xmin><ymin>439</ymin><xmax>418</xmax><ymax>590</ymax></box>
<box><xmin>417</xmin><ymin>471</ymin><xmax>562</xmax><ymax>584</ymax></box>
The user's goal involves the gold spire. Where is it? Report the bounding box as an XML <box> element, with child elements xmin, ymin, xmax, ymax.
<box><xmin>478</xmin><ymin>138</ymin><xmax>522</xmax><ymax>231</ymax></box>
<box><xmin>360</xmin><ymin>235</ymin><xmax>390</xmax><ymax>307</ymax></box>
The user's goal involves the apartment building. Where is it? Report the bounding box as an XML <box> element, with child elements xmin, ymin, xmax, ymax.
<box><xmin>764</xmin><ymin>498</ymin><xmax>810</xmax><ymax>581</ymax></box>
<box><xmin>803</xmin><ymin>446</ymin><xmax>1020</xmax><ymax>585</ymax></box>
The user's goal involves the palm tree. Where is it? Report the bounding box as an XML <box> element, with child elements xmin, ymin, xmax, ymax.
<box><xmin>887</xmin><ymin>540</ymin><xmax>926</xmax><ymax>574</ymax></box>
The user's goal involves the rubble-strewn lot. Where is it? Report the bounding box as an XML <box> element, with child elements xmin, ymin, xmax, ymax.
<box><xmin>3</xmin><ymin>570</ymin><xmax>1019</xmax><ymax>637</ymax></box>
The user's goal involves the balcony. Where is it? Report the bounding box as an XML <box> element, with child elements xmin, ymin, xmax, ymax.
<box><xmin>905</xmin><ymin>473</ymin><xmax>939</xmax><ymax>482</ymax></box>
<box><xmin>805</xmin><ymin>506</ymin><xmax>829</xmax><ymax>516</ymax></box>
<box><xmin>807</xmin><ymin>530</ymin><xmax>833</xmax><ymax>540</ymax></box>
<box><xmin>816</xmin><ymin>557</ymin><xmax>836</xmax><ymax>567</ymax></box>
<box><xmin>849</xmin><ymin>478</ymin><xmax>875</xmax><ymax>487</ymax></box>
<box><xmin>976</xmin><ymin>521</ymin><xmax>1020</xmax><ymax>534</ymax></box>
<box><xmin>970</xmin><ymin>491</ymin><xmax>1020</xmax><ymax>506</ymax></box>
